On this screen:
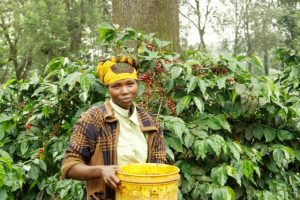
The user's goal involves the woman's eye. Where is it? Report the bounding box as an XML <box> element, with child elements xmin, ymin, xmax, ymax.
<box><xmin>111</xmin><ymin>85</ymin><xmax>120</xmax><ymax>89</ymax></box>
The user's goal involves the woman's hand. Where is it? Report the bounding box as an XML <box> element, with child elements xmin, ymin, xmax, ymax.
<box><xmin>66</xmin><ymin>164</ymin><xmax>121</xmax><ymax>189</ymax></box>
<box><xmin>99</xmin><ymin>165</ymin><xmax>121</xmax><ymax>189</ymax></box>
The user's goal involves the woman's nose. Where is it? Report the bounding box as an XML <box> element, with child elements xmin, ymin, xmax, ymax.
<box><xmin>120</xmin><ymin>86</ymin><xmax>129</xmax><ymax>94</ymax></box>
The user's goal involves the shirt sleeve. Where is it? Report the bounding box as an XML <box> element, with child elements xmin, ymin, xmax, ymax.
<box><xmin>150</xmin><ymin>119</ymin><xmax>167</xmax><ymax>163</ymax></box>
<box><xmin>61</xmin><ymin>111</ymin><xmax>97</xmax><ymax>179</ymax></box>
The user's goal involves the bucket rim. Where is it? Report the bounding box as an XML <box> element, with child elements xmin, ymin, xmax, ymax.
<box><xmin>117</xmin><ymin>163</ymin><xmax>180</xmax><ymax>177</ymax></box>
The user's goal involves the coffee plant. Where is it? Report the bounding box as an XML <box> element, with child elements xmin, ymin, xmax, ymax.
<box><xmin>0</xmin><ymin>26</ymin><xmax>299</xmax><ymax>199</ymax></box>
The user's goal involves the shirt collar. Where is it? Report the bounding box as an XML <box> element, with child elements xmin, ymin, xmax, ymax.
<box><xmin>110</xmin><ymin>100</ymin><xmax>139</xmax><ymax>125</ymax></box>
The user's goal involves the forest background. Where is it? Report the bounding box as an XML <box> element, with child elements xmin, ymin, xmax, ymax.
<box><xmin>0</xmin><ymin>0</ymin><xmax>300</xmax><ymax>199</ymax></box>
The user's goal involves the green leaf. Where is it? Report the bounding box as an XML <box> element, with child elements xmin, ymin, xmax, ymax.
<box><xmin>235</xmin><ymin>84</ymin><xmax>247</xmax><ymax>95</ymax></box>
<box><xmin>253</xmin><ymin>165</ymin><xmax>261</xmax><ymax>178</ymax></box>
<box><xmin>80</xmin><ymin>74</ymin><xmax>90</xmax><ymax>94</ymax></box>
<box><xmin>42</xmin><ymin>106</ymin><xmax>50</xmax><ymax>118</ymax></box>
<box><xmin>205</xmin><ymin>117</ymin><xmax>222</xmax><ymax>130</ymax></box>
<box><xmin>245</xmin><ymin>126</ymin><xmax>253</xmax><ymax>141</ymax></box>
<box><xmin>226</xmin><ymin>165</ymin><xmax>241</xmax><ymax>186</ymax></box>
<box><xmin>228</xmin><ymin>142</ymin><xmax>240</xmax><ymax>161</ymax></box>
<box><xmin>231</xmin><ymin>89</ymin><xmax>237</xmax><ymax>103</ymax></box>
<box><xmin>0</xmin><ymin>164</ymin><xmax>4</xmax><ymax>187</ymax></box>
<box><xmin>166</xmin><ymin>146</ymin><xmax>175</xmax><ymax>161</ymax></box>
<box><xmin>187</xmin><ymin>76</ymin><xmax>197</xmax><ymax>93</ymax></box>
<box><xmin>39</xmin><ymin>160</ymin><xmax>47</xmax><ymax>172</ymax></box>
<box><xmin>154</xmin><ymin>38</ymin><xmax>171</xmax><ymax>48</ymax></box>
<box><xmin>60</xmin><ymin>72</ymin><xmax>81</xmax><ymax>91</ymax></box>
<box><xmin>165</xmin><ymin>136</ymin><xmax>183</xmax><ymax>153</ymax></box>
<box><xmin>277</xmin><ymin>130</ymin><xmax>294</xmax><ymax>141</ymax></box>
<box><xmin>0</xmin><ymin>128</ymin><xmax>4</xmax><ymax>140</ymax></box>
<box><xmin>241</xmin><ymin>160</ymin><xmax>254</xmax><ymax>179</ymax></box>
<box><xmin>212</xmin><ymin>186</ymin><xmax>235</xmax><ymax>200</ymax></box>
<box><xmin>162</xmin><ymin>116</ymin><xmax>188</xmax><ymax>141</ymax></box>
<box><xmin>0</xmin><ymin>115</ymin><xmax>14</xmax><ymax>123</ymax></box>
<box><xmin>44</xmin><ymin>57</ymin><xmax>65</xmax><ymax>74</ymax></box>
<box><xmin>191</xmin><ymin>129</ymin><xmax>208</xmax><ymax>139</ymax></box>
<box><xmin>273</xmin><ymin>149</ymin><xmax>284</xmax><ymax>166</ymax></box>
<box><xmin>263</xmin><ymin>127</ymin><xmax>276</xmax><ymax>142</ymax></box>
<box><xmin>176</xmin><ymin>95</ymin><xmax>192</xmax><ymax>114</ymax></box>
<box><xmin>250</xmin><ymin>55</ymin><xmax>264</xmax><ymax>71</ymax></box>
<box><xmin>28</xmin><ymin>165</ymin><xmax>39</xmax><ymax>180</ymax></box>
<box><xmin>262</xmin><ymin>191</ymin><xmax>275</xmax><ymax>200</ymax></box>
<box><xmin>60</xmin><ymin>184</ymin><xmax>72</xmax><ymax>199</ymax></box>
<box><xmin>184</xmin><ymin>133</ymin><xmax>194</xmax><ymax>148</ymax></box>
<box><xmin>31</xmin><ymin>87</ymin><xmax>48</xmax><ymax>97</ymax></box>
<box><xmin>208</xmin><ymin>135</ymin><xmax>225</xmax><ymax>156</ymax></box>
<box><xmin>144</xmin><ymin>51</ymin><xmax>159</xmax><ymax>61</ymax></box>
<box><xmin>20</xmin><ymin>140</ymin><xmax>29</xmax><ymax>156</ymax></box>
<box><xmin>211</xmin><ymin>165</ymin><xmax>228</xmax><ymax>186</ymax></box>
<box><xmin>170</xmin><ymin>66</ymin><xmax>183</xmax><ymax>79</ymax></box>
<box><xmin>228</xmin><ymin>60</ymin><xmax>238</xmax><ymax>72</ymax></box>
<box><xmin>193</xmin><ymin>96</ymin><xmax>204</xmax><ymax>113</ymax></box>
<box><xmin>46</xmin><ymin>83</ymin><xmax>58</xmax><ymax>95</ymax></box>
<box><xmin>0</xmin><ymin>188</ymin><xmax>8</xmax><ymax>200</ymax></box>
<box><xmin>214</xmin><ymin>115</ymin><xmax>231</xmax><ymax>132</ymax></box>
<box><xmin>98</xmin><ymin>25</ymin><xmax>116</xmax><ymax>42</ymax></box>
<box><xmin>216</xmin><ymin>76</ymin><xmax>227</xmax><ymax>90</ymax></box>
<box><xmin>181</xmin><ymin>161</ymin><xmax>192</xmax><ymax>180</ymax></box>
<box><xmin>165</xmin><ymin>79</ymin><xmax>174</xmax><ymax>93</ymax></box>
<box><xmin>197</xmin><ymin>79</ymin><xmax>207</xmax><ymax>95</ymax></box>
<box><xmin>191</xmin><ymin>183</ymin><xmax>202</xmax><ymax>200</ymax></box>
<box><xmin>0</xmin><ymin>157</ymin><xmax>12</xmax><ymax>171</ymax></box>
<box><xmin>193</xmin><ymin>140</ymin><xmax>207</xmax><ymax>159</ymax></box>
<box><xmin>0</xmin><ymin>149</ymin><xmax>11</xmax><ymax>160</ymax></box>
<box><xmin>295</xmin><ymin>149</ymin><xmax>300</xmax><ymax>161</ymax></box>
<box><xmin>253</xmin><ymin>125</ymin><xmax>264</xmax><ymax>140</ymax></box>
<box><xmin>225</xmin><ymin>186</ymin><xmax>235</xmax><ymax>200</ymax></box>
<box><xmin>79</xmin><ymin>92</ymin><xmax>88</xmax><ymax>103</ymax></box>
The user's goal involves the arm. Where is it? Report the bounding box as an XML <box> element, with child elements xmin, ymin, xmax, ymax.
<box><xmin>67</xmin><ymin>163</ymin><xmax>121</xmax><ymax>189</ymax></box>
<box><xmin>61</xmin><ymin>111</ymin><xmax>120</xmax><ymax>189</ymax></box>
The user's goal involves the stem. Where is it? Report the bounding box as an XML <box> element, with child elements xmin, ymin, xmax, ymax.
<box><xmin>156</xmin><ymin>98</ymin><xmax>163</xmax><ymax>120</ymax></box>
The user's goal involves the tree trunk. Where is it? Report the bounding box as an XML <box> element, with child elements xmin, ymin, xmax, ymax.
<box><xmin>112</xmin><ymin>0</ymin><xmax>180</xmax><ymax>52</ymax></box>
<box><xmin>65</xmin><ymin>0</ymin><xmax>84</xmax><ymax>57</ymax></box>
<box><xmin>244</xmin><ymin>0</ymin><xmax>253</xmax><ymax>73</ymax></box>
<box><xmin>233</xmin><ymin>0</ymin><xmax>240</xmax><ymax>56</ymax></box>
<box><xmin>264</xmin><ymin>50</ymin><xmax>269</xmax><ymax>75</ymax></box>
<box><xmin>0</xmin><ymin>67</ymin><xmax>8</xmax><ymax>83</ymax></box>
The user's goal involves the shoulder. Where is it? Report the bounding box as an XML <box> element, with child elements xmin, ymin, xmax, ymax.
<box><xmin>79</xmin><ymin>104</ymin><xmax>106</xmax><ymax>123</ymax></box>
<box><xmin>136</xmin><ymin>105</ymin><xmax>155</xmax><ymax>118</ymax></box>
<box><xmin>136</xmin><ymin>105</ymin><xmax>160</xmax><ymax>125</ymax></box>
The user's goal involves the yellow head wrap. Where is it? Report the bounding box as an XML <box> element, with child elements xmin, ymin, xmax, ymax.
<box><xmin>97</xmin><ymin>56</ymin><xmax>138</xmax><ymax>85</ymax></box>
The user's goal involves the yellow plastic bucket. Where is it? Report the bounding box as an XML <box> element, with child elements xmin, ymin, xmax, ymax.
<box><xmin>116</xmin><ymin>163</ymin><xmax>180</xmax><ymax>200</ymax></box>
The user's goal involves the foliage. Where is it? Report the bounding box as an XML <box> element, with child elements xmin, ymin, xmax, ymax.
<box><xmin>0</xmin><ymin>58</ymin><xmax>106</xmax><ymax>199</ymax></box>
<box><xmin>1</xmin><ymin>27</ymin><xmax>300</xmax><ymax>199</ymax></box>
<box><xmin>0</xmin><ymin>0</ymin><xmax>109</xmax><ymax>82</ymax></box>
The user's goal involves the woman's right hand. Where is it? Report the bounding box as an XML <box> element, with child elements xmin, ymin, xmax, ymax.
<box><xmin>99</xmin><ymin>165</ymin><xmax>121</xmax><ymax>189</ymax></box>
<box><xmin>66</xmin><ymin>164</ymin><xmax>121</xmax><ymax>189</ymax></box>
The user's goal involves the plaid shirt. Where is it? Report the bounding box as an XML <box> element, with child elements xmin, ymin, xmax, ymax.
<box><xmin>61</xmin><ymin>100</ymin><xmax>166</xmax><ymax>200</ymax></box>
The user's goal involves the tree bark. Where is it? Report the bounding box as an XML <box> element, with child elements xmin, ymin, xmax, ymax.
<box><xmin>112</xmin><ymin>0</ymin><xmax>180</xmax><ymax>52</ymax></box>
<box><xmin>65</xmin><ymin>0</ymin><xmax>84</xmax><ymax>57</ymax></box>
<box><xmin>244</xmin><ymin>0</ymin><xmax>253</xmax><ymax>73</ymax></box>
<box><xmin>264</xmin><ymin>49</ymin><xmax>269</xmax><ymax>75</ymax></box>
<box><xmin>0</xmin><ymin>67</ymin><xmax>8</xmax><ymax>83</ymax></box>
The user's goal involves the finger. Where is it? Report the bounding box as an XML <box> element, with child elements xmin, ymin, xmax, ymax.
<box><xmin>113</xmin><ymin>165</ymin><xmax>120</xmax><ymax>171</ymax></box>
<box><xmin>111</xmin><ymin>174</ymin><xmax>120</xmax><ymax>185</ymax></box>
<box><xmin>114</xmin><ymin>165</ymin><xmax>122</xmax><ymax>173</ymax></box>
<box><xmin>107</xmin><ymin>178</ymin><xmax>117</xmax><ymax>189</ymax></box>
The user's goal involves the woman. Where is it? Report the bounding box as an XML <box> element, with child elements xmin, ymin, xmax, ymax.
<box><xmin>61</xmin><ymin>56</ymin><xmax>166</xmax><ymax>200</ymax></box>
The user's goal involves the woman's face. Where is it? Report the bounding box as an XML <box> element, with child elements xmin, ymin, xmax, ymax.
<box><xmin>108</xmin><ymin>78</ymin><xmax>138</xmax><ymax>110</ymax></box>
